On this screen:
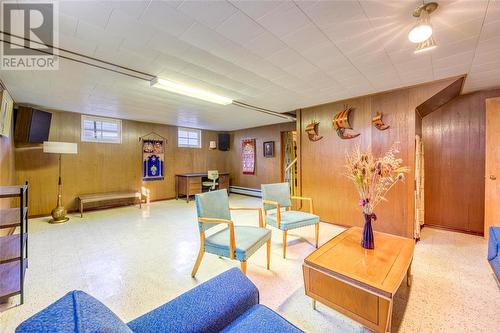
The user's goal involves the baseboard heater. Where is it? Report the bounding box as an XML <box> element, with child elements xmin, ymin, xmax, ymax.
<box><xmin>229</xmin><ymin>186</ymin><xmax>262</xmax><ymax>198</ymax></box>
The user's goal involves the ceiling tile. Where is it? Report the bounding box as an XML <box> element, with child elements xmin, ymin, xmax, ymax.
<box><xmin>216</xmin><ymin>11</ymin><xmax>266</xmax><ymax>44</ymax></box>
<box><xmin>257</xmin><ymin>2</ymin><xmax>309</xmax><ymax>37</ymax></box>
<box><xmin>243</xmin><ymin>32</ymin><xmax>287</xmax><ymax>58</ymax></box>
<box><xmin>230</xmin><ymin>0</ymin><xmax>285</xmax><ymax>21</ymax></box>
<box><xmin>177</xmin><ymin>0</ymin><xmax>237</xmax><ymax>29</ymax></box>
<box><xmin>59</xmin><ymin>1</ymin><xmax>113</xmax><ymax>29</ymax></box>
<box><xmin>140</xmin><ymin>1</ymin><xmax>194</xmax><ymax>37</ymax></box>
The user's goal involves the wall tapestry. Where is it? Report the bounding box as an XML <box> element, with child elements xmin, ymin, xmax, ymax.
<box><xmin>241</xmin><ymin>138</ymin><xmax>256</xmax><ymax>175</ymax></box>
<box><xmin>305</xmin><ymin>121</ymin><xmax>323</xmax><ymax>141</ymax></box>
<box><xmin>333</xmin><ymin>105</ymin><xmax>360</xmax><ymax>139</ymax></box>
<box><xmin>142</xmin><ymin>137</ymin><xmax>165</xmax><ymax>181</ymax></box>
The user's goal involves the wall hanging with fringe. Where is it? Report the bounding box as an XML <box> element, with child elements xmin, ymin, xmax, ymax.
<box><xmin>241</xmin><ymin>138</ymin><xmax>256</xmax><ymax>175</ymax></box>
<box><xmin>140</xmin><ymin>132</ymin><xmax>166</xmax><ymax>181</ymax></box>
<box><xmin>333</xmin><ymin>105</ymin><xmax>360</xmax><ymax>139</ymax></box>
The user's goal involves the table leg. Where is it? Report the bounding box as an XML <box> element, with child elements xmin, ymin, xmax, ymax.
<box><xmin>175</xmin><ymin>176</ymin><xmax>179</xmax><ymax>200</ymax></box>
<box><xmin>186</xmin><ymin>179</ymin><xmax>189</xmax><ymax>203</ymax></box>
<box><xmin>407</xmin><ymin>261</ymin><xmax>413</xmax><ymax>287</ymax></box>
<box><xmin>312</xmin><ymin>299</ymin><xmax>316</xmax><ymax>310</ymax></box>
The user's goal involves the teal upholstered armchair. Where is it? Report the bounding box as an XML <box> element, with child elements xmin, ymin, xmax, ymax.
<box><xmin>261</xmin><ymin>183</ymin><xmax>319</xmax><ymax>258</ymax></box>
<box><xmin>192</xmin><ymin>189</ymin><xmax>272</xmax><ymax>277</ymax></box>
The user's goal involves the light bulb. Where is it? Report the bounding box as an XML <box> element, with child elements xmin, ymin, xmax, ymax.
<box><xmin>408</xmin><ymin>10</ymin><xmax>433</xmax><ymax>44</ymax></box>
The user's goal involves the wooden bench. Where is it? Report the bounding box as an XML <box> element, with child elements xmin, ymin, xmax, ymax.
<box><xmin>78</xmin><ymin>191</ymin><xmax>144</xmax><ymax>217</ymax></box>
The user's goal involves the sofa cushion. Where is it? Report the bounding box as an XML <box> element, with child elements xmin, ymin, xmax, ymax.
<box><xmin>127</xmin><ymin>267</ymin><xmax>259</xmax><ymax>333</ymax></box>
<box><xmin>265</xmin><ymin>211</ymin><xmax>319</xmax><ymax>231</ymax></box>
<box><xmin>221</xmin><ymin>304</ymin><xmax>303</xmax><ymax>333</ymax></box>
<box><xmin>487</xmin><ymin>226</ymin><xmax>500</xmax><ymax>261</ymax></box>
<box><xmin>16</xmin><ymin>290</ymin><xmax>132</xmax><ymax>333</ymax></box>
<box><xmin>205</xmin><ymin>226</ymin><xmax>271</xmax><ymax>261</ymax></box>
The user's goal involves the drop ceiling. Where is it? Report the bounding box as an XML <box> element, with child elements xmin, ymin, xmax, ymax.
<box><xmin>1</xmin><ymin>0</ymin><xmax>499</xmax><ymax>131</ymax></box>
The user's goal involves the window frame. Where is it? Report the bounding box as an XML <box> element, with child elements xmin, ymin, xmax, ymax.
<box><xmin>177</xmin><ymin>127</ymin><xmax>202</xmax><ymax>149</ymax></box>
<box><xmin>81</xmin><ymin>115</ymin><xmax>122</xmax><ymax>144</ymax></box>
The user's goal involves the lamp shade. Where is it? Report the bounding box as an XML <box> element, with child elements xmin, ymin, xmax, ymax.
<box><xmin>43</xmin><ymin>141</ymin><xmax>78</xmax><ymax>154</ymax></box>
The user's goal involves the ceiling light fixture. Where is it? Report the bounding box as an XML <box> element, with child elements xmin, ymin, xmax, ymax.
<box><xmin>150</xmin><ymin>77</ymin><xmax>233</xmax><ymax>105</ymax></box>
<box><xmin>414</xmin><ymin>35</ymin><xmax>437</xmax><ymax>53</ymax></box>
<box><xmin>408</xmin><ymin>2</ymin><xmax>438</xmax><ymax>44</ymax></box>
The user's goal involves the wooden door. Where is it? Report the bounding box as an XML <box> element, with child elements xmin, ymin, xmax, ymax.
<box><xmin>485</xmin><ymin>97</ymin><xmax>500</xmax><ymax>239</ymax></box>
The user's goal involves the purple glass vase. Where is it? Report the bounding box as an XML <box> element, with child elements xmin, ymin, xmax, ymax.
<box><xmin>361</xmin><ymin>213</ymin><xmax>375</xmax><ymax>249</ymax></box>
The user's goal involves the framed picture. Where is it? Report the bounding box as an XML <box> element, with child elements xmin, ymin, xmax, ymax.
<box><xmin>0</xmin><ymin>90</ymin><xmax>13</xmax><ymax>137</ymax></box>
<box><xmin>263</xmin><ymin>141</ymin><xmax>274</xmax><ymax>158</ymax></box>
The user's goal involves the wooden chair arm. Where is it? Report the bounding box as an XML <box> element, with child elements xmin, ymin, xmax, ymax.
<box><xmin>230</xmin><ymin>207</ymin><xmax>264</xmax><ymax>227</ymax></box>
<box><xmin>290</xmin><ymin>196</ymin><xmax>314</xmax><ymax>214</ymax></box>
<box><xmin>262</xmin><ymin>200</ymin><xmax>281</xmax><ymax>229</ymax></box>
<box><xmin>198</xmin><ymin>217</ymin><xmax>236</xmax><ymax>259</ymax></box>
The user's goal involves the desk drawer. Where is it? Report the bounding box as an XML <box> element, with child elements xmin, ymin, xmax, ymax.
<box><xmin>189</xmin><ymin>184</ymin><xmax>202</xmax><ymax>193</ymax></box>
<box><xmin>189</xmin><ymin>177</ymin><xmax>201</xmax><ymax>185</ymax></box>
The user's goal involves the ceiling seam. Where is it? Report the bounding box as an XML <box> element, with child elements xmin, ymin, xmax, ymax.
<box><xmin>467</xmin><ymin>0</ymin><xmax>490</xmax><ymax>84</ymax></box>
<box><xmin>224</xmin><ymin>1</ymin><xmax>349</xmax><ymax>96</ymax></box>
<box><xmin>357</xmin><ymin>0</ymin><xmax>403</xmax><ymax>85</ymax></box>
<box><xmin>293</xmin><ymin>1</ymin><xmax>375</xmax><ymax>92</ymax></box>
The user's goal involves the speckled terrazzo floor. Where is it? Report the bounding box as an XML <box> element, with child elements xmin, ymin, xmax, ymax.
<box><xmin>1</xmin><ymin>195</ymin><xmax>499</xmax><ymax>332</ymax></box>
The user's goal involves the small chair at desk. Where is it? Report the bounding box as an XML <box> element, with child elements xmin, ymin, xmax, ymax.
<box><xmin>202</xmin><ymin>170</ymin><xmax>219</xmax><ymax>191</ymax></box>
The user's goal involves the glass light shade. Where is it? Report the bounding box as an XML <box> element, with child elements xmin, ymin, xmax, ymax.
<box><xmin>414</xmin><ymin>36</ymin><xmax>437</xmax><ymax>53</ymax></box>
<box><xmin>43</xmin><ymin>141</ymin><xmax>78</xmax><ymax>154</ymax></box>
<box><xmin>408</xmin><ymin>10</ymin><xmax>433</xmax><ymax>43</ymax></box>
<box><xmin>409</xmin><ymin>24</ymin><xmax>433</xmax><ymax>43</ymax></box>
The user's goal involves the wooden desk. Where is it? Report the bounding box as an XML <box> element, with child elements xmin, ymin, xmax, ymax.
<box><xmin>175</xmin><ymin>172</ymin><xmax>230</xmax><ymax>202</ymax></box>
<box><xmin>303</xmin><ymin>227</ymin><xmax>414</xmax><ymax>333</ymax></box>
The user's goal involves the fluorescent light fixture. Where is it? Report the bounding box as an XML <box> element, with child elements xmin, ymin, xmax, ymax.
<box><xmin>43</xmin><ymin>141</ymin><xmax>78</xmax><ymax>154</ymax></box>
<box><xmin>151</xmin><ymin>77</ymin><xmax>232</xmax><ymax>105</ymax></box>
<box><xmin>414</xmin><ymin>36</ymin><xmax>437</xmax><ymax>53</ymax></box>
<box><xmin>408</xmin><ymin>10</ymin><xmax>433</xmax><ymax>43</ymax></box>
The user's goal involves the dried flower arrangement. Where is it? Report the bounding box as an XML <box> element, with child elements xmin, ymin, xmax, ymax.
<box><xmin>345</xmin><ymin>144</ymin><xmax>409</xmax><ymax>248</ymax></box>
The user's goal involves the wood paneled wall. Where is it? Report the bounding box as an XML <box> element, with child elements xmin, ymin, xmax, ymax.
<box><xmin>299</xmin><ymin>79</ymin><xmax>456</xmax><ymax>238</ymax></box>
<box><xmin>227</xmin><ymin>122</ymin><xmax>295</xmax><ymax>189</ymax></box>
<box><xmin>423</xmin><ymin>89</ymin><xmax>500</xmax><ymax>235</ymax></box>
<box><xmin>15</xmin><ymin>110</ymin><xmax>229</xmax><ymax>216</ymax></box>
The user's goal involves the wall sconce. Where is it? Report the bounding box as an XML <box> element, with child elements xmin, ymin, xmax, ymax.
<box><xmin>209</xmin><ymin>141</ymin><xmax>217</xmax><ymax>150</ymax></box>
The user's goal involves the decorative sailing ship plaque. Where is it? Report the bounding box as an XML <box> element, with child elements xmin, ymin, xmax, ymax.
<box><xmin>333</xmin><ymin>105</ymin><xmax>360</xmax><ymax>139</ymax></box>
<box><xmin>372</xmin><ymin>112</ymin><xmax>390</xmax><ymax>130</ymax></box>
<box><xmin>305</xmin><ymin>121</ymin><xmax>323</xmax><ymax>142</ymax></box>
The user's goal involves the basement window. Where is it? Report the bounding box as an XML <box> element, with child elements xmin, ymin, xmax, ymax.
<box><xmin>81</xmin><ymin>115</ymin><xmax>122</xmax><ymax>144</ymax></box>
<box><xmin>178</xmin><ymin>127</ymin><xmax>201</xmax><ymax>148</ymax></box>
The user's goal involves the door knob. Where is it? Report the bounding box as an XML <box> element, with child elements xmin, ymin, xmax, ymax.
<box><xmin>490</xmin><ymin>175</ymin><xmax>497</xmax><ymax>180</ymax></box>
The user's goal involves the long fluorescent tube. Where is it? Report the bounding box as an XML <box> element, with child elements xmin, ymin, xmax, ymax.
<box><xmin>150</xmin><ymin>77</ymin><xmax>233</xmax><ymax>105</ymax></box>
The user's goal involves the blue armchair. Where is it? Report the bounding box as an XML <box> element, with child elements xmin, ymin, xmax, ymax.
<box><xmin>261</xmin><ymin>183</ymin><xmax>319</xmax><ymax>258</ymax></box>
<box><xmin>16</xmin><ymin>268</ymin><xmax>303</xmax><ymax>333</ymax></box>
<box><xmin>488</xmin><ymin>226</ymin><xmax>500</xmax><ymax>281</ymax></box>
<box><xmin>192</xmin><ymin>189</ymin><xmax>272</xmax><ymax>276</ymax></box>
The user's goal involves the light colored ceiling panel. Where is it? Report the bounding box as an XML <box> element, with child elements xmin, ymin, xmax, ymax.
<box><xmin>2</xmin><ymin>0</ymin><xmax>500</xmax><ymax>131</ymax></box>
<box><xmin>139</xmin><ymin>1</ymin><xmax>194</xmax><ymax>37</ymax></box>
<box><xmin>257</xmin><ymin>2</ymin><xmax>309</xmax><ymax>37</ymax></box>
<box><xmin>216</xmin><ymin>11</ymin><xmax>266</xmax><ymax>43</ymax></box>
<box><xmin>177</xmin><ymin>0</ymin><xmax>237</xmax><ymax>29</ymax></box>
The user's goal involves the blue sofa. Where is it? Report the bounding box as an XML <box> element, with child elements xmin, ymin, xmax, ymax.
<box><xmin>488</xmin><ymin>226</ymin><xmax>500</xmax><ymax>281</ymax></box>
<box><xmin>16</xmin><ymin>268</ymin><xmax>303</xmax><ymax>333</ymax></box>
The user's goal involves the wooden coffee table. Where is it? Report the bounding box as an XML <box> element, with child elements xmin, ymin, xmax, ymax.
<box><xmin>303</xmin><ymin>227</ymin><xmax>414</xmax><ymax>333</ymax></box>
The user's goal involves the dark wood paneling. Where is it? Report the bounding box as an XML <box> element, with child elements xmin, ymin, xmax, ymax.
<box><xmin>423</xmin><ymin>89</ymin><xmax>500</xmax><ymax>234</ymax></box>
<box><xmin>416</xmin><ymin>77</ymin><xmax>464</xmax><ymax>117</ymax></box>
<box><xmin>300</xmin><ymin>79</ymin><xmax>456</xmax><ymax>237</ymax></box>
<box><xmin>228</xmin><ymin>122</ymin><xmax>295</xmax><ymax>189</ymax></box>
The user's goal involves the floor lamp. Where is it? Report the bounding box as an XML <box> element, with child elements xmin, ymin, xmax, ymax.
<box><xmin>43</xmin><ymin>141</ymin><xmax>78</xmax><ymax>223</ymax></box>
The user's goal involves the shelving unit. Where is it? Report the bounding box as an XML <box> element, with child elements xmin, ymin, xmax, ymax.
<box><xmin>0</xmin><ymin>182</ymin><xmax>28</xmax><ymax>305</ymax></box>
